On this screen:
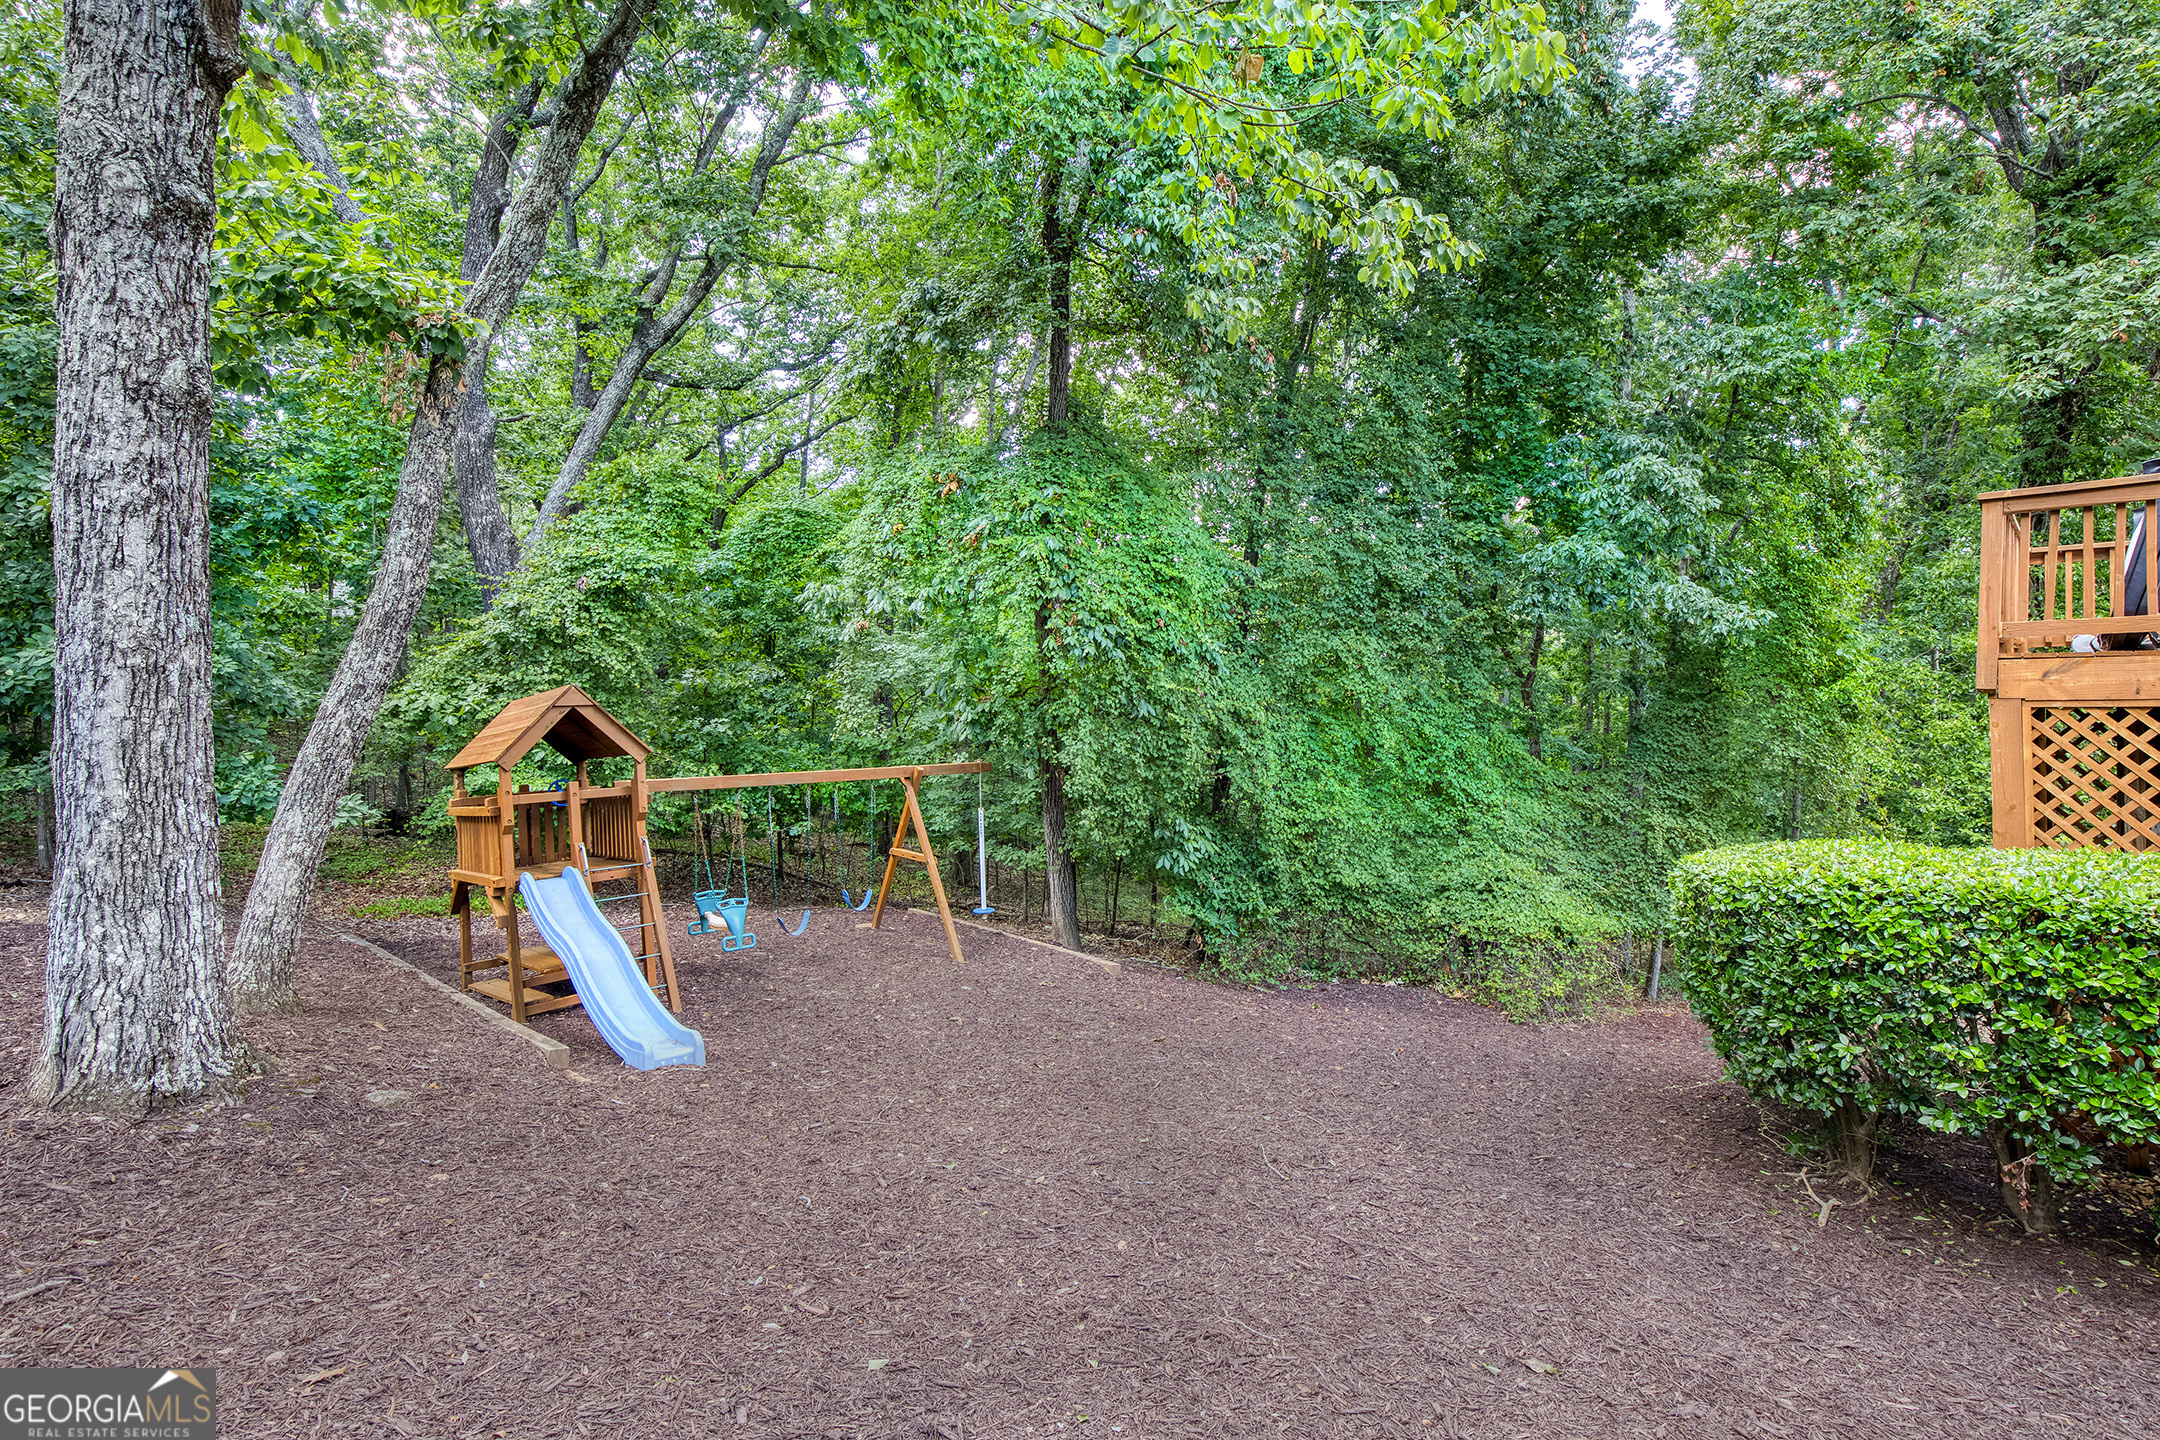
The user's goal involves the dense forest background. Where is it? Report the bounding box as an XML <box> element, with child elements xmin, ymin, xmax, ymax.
<box><xmin>4</xmin><ymin>0</ymin><xmax>2157</xmax><ymax>985</ymax></box>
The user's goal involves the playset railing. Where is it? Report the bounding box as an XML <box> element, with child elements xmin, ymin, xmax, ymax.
<box><xmin>1976</xmin><ymin>473</ymin><xmax>2160</xmax><ymax>691</ymax></box>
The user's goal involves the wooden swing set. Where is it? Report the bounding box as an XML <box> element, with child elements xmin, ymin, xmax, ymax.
<box><xmin>442</xmin><ymin>685</ymin><xmax>989</xmax><ymax>1024</ymax></box>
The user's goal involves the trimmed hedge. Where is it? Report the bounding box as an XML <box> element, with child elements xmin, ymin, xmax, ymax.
<box><xmin>1670</xmin><ymin>841</ymin><xmax>2160</xmax><ymax>1185</ymax></box>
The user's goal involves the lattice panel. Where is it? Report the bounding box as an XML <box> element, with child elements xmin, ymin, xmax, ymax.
<box><xmin>2028</xmin><ymin>706</ymin><xmax>2160</xmax><ymax>851</ymax></box>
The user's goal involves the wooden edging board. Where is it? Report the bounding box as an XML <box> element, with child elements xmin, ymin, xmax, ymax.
<box><xmin>339</xmin><ymin>933</ymin><xmax>572</xmax><ymax>1071</ymax></box>
<box><xmin>941</xmin><ymin>912</ymin><xmax>1123</xmax><ymax>976</ymax></box>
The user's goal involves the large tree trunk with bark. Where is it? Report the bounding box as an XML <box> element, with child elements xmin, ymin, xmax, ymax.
<box><xmin>40</xmin><ymin>0</ymin><xmax>251</xmax><ymax>1110</ymax></box>
<box><xmin>1032</xmin><ymin>144</ymin><xmax>1092</xmax><ymax>950</ymax></box>
<box><xmin>228</xmin><ymin>0</ymin><xmax>652</xmax><ymax>1011</ymax></box>
<box><xmin>227</xmin><ymin>357</ymin><xmax>464</xmax><ymax>1011</ymax></box>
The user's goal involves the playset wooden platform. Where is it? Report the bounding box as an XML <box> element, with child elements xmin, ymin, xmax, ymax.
<box><xmin>443</xmin><ymin>685</ymin><xmax>989</xmax><ymax>1023</ymax></box>
<box><xmin>1976</xmin><ymin>467</ymin><xmax>2160</xmax><ymax>850</ymax></box>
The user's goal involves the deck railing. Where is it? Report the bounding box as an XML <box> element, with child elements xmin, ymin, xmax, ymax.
<box><xmin>1976</xmin><ymin>473</ymin><xmax>2160</xmax><ymax>692</ymax></box>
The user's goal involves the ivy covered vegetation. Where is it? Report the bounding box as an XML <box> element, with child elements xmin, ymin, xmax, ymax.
<box><xmin>7</xmin><ymin>0</ymin><xmax>2160</xmax><ymax>996</ymax></box>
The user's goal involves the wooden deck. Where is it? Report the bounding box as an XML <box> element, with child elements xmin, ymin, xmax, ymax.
<box><xmin>1977</xmin><ymin>472</ymin><xmax>2160</xmax><ymax>850</ymax></box>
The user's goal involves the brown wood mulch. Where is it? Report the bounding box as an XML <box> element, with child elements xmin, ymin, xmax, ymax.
<box><xmin>2</xmin><ymin>905</ymin><xmax>2158</xmax><ymax>1440</ymax></box>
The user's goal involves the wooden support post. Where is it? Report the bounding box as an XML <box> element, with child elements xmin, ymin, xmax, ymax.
<box><xmin>1989</xmin><ymin>696</ymin><xmax>2029</xmax><ymax>848</ymax></box>
<box><xmin>1977</xmin><ymin>498</ymin><xmax>2006</xmax><ymax>693</ymax></box>
<box><xmin>869</xmin><ymin>789</ymin><xmax>906</xmax><ymax>931</ymax></box>
<box><xmin>566</xmin><ymin>777</ymin><xmax>584</xmax><ymax>858</ymax></box>
<box><xmin>870</xmin><ymin>769</ymin><xmax>968</xmax><ymax>964</ymax></box>
<box><xmin>499</xmin><ymin>791</ymin><xmax>528</xmax><ymax>1023</ymax></box>
<box><xmin>454</xmin><ymin>882</ymin><xmax>472</xmax><ymax>992</ymax></box>
<box><xmin>642</xmin><ymin>835</ymin><xmax>682</xmax><ymax>1010</ymax></box>
<box><xmin>622</xmin><ymin>757</ymin><xmax>680</xmax><ymax>1004</ymax></box>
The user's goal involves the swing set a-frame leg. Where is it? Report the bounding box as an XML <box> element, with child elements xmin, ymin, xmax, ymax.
<box><xmin>870</xmin><ymin>769</ymin><xmax>967</xmax><ymax>964</ymax></box>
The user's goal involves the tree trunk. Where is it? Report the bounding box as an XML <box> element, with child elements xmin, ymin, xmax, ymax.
<box><xmin>278</xmin><ymin>83</ymin><xmax>362</xmax><ymax>225</ymax></box>
<box><xmin>228</xmin><ymin>357</ymin><xmax>463</xmax><ymax>1011</ymax></box>
<box><xmin>1823</xmin><ymin>1100</ymin><xmax>1879</xmax><ymax>1183</ymax></box>
<box><xmin>228</xmin><ymin>0</ymin><xmax>653</xmax><ymax>1011</ymax></box>
<box><xmin>452</xmin><ymin>384</ymin><xmax>518</xmax><ymax>583</ymax></box>
<box><xmin>1041</xmin><ymin>760</ymin><xmax>1080</xmax><ymax>950</ymax></box>
<box><xmin>1010</xmin><ymin>336</ymin><xmax>1041</xmax><ymax>442</ymax></box>
<box><xmin>1517</xmin><ymin>622</ymin><xmax>1545</xmax><ymax>760</ymax></box>
<box><xmin>1582</xmin><ymin>634</ymin><xmax>1596</xmax><ymax>742</ymax></box>
<box><xmin>40</xmin><ymin>0</ymin><xmax>251</xmax><ymax>1110</ymax></box>
<box><xmin>1035</xmin><ymin>595</ymin><xmax>1081</xmax><ymax>949</ymax></box>
<box><xmin>1624</xmin><ymin>646</ymin><xmax>1646</xmax><ymax>753</ymax></box>
<box><xmin>1039</xmin><ymin>145</ymin><xmax>1093</xmax><ymax>429</ymax></box>
<box><xmin>1986</xmin><ymin>1121</ymin><xmax>2061</xmax><ymax>1235</ymax></box>
<box><xmin>35</xmin><ymin>772</ymin><xmax>54</xmax><ymax>876</ymax></box>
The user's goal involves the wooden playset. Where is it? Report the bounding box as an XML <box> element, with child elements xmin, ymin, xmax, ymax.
<box><xmin>1975</xmin><ymin>466</ymin><xmax>2160</xmax><ymax>850</ymax></box>
<box><xmin>443</xmin><ymin>685</ymin><xmax>989</xmax><ymax>1023</ymax></box>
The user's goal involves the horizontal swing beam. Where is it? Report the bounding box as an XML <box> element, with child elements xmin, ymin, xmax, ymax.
<box><xmin>644</xmin><ymin>762</ymin><xmax>990</xmax><ymax>793</ymax></box>
<box><xmin>446</xmin><ymin>762</ymin><xmax>990</xmax><ymax>814</ymax></box>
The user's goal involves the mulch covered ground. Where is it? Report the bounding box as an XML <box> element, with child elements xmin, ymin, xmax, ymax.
<box><xmin>2</xmin><ymin>895</ymin><xmax>2158</xmax><ymax>1440</ymax></box>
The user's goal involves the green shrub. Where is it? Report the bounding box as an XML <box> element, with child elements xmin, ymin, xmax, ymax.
<box><xmin>1672</xmin><ymin>841</ymin><xmax>2160</xmax><ymax>1220</ymax></box>
<box><xmin>1201</xmin><ymin>917</ymin><xmax>1639</xmax><ymax>1021</ymax></box>
<box><xmin>1461</xmin><ymin>940</ymin><xmax>1639</xmax><ymax>1023</ymax></box>
<box><xmin>349</xmin><ymin>893</ymin><xmax>455</xmax><ymax>920</ymax></box>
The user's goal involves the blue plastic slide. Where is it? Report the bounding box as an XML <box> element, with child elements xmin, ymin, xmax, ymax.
<box><xmin>517</xmin><ymin>867</ymin><xmax>706</xmax><ymax>1071</ymax></box>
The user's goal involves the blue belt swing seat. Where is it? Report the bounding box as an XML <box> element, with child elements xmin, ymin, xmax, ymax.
<box><xmin>836</xmin><ymin>784</ymin><xmax>877</xmax><ymax>912</ymax></box>
<box><xmin>687</xmin><ymin>799</ymin><xmax>755</xmax><ymax>951</ymax></box>
<box><xmin>770</xmin><ymin>791</ymin><xmax>812</xmax><ymax>936</ymax></box>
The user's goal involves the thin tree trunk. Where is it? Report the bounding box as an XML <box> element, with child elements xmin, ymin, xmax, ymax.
<box><xmin>1040</xmin><ymin>143</ymin><xmax>1092</xmax><ymax>429</ymax></box>
<box><xmin>981</xmin><ymin>340</ymin><xmax>1007</xmax><ymax>450</ymax></box>
<box><xmin>1010</xmin><ymin>336</ymin><xmax>1041</xmax><ymax>441</ymax></box>
<box><xmin>41</xmin><ymin>0</ymin><xmax>250</xmax><ymax>1110</ymax></box>
<box><xmin>1036</xmin><ymin>600</ymin><xmax>1080</xmax><ymax>949</ymax></box>
<box><xmin>1041</xmin><ymin>764</ymin><xmax>1080</xmax><ymax>949</ymax></box>
<box><xmin>35</xmin><ymin>773</ymin><xmax>54</xmax><ymax>875</ymax></box>
<box><xmin>1517</xmin><ymin>621</ymin><xmax>1545</xmax><ymax>761</ymax></box>
<box><xmin>1582</xmin><ymin>634</ymin><xmax>1596</xmax><ymax>741</ymax></box>
<box><xmin>1986</xmin><ymin>1121</ymin><xmax>2061</xmax><ymax>1235</ymax></box>
<box><xmin>228</xmin><ymin>0</ymin><xmax>652</xmax><ymax>1012</ymax></box>
<box><xmin>565</xmin><ymin>191</ymin><xmax>612</xmax><ymax>410</ymax></box>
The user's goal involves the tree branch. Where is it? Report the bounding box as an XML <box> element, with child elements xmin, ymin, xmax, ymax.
<box><xmin>728</xmin><ymin>412</ymin><xmax>856</xmax><ymax>504</ymax></box>
<box><xmin>277</xmin><ymin>82</ymin><xmax>362</xmax><ymax>224</ymax></box>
